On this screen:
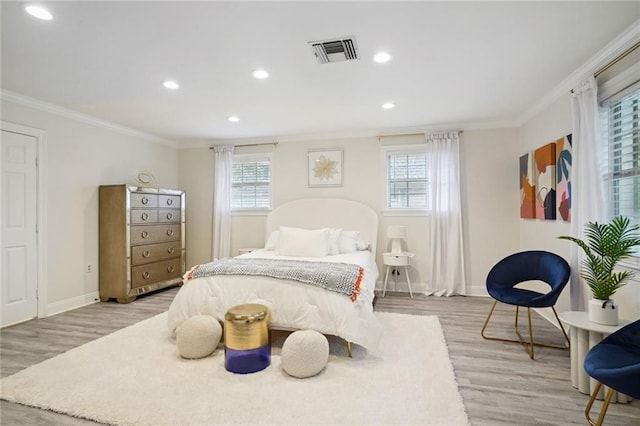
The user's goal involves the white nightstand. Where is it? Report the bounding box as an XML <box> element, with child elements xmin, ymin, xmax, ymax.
<box><xmin>382</xmin><ymin>252</ymin><xmax>414</xmax><ymax>298</ymax></box>
<box><xmin>238</xmin><ymin>248</ymin><xmax>260</xmax><ymax>255</ymax></box>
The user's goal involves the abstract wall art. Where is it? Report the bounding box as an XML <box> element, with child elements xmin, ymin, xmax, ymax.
<box><xmin>556</xmin><ymin>134</ymin><xmax>572</xmax><ymax>222</ymax></box>
<box><xmin>534</xmin><ymin>142</ymin><xmax>556</xmax><ymax>220</ymax></box>
<box><xmin>520</xmin><ymin>152</ymin><xmax>536</xmax><ymax>219</ymax></box>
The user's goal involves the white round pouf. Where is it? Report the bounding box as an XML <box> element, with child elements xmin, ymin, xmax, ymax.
<box><xmin>176</xmin><ymin>315</ymin><xmax>222</xmax><ymax>359</ymax></box>
<box><xmin>281</xmin><ymin>330</ymin><xmax>329</xmax><ymax>378</ymax></box>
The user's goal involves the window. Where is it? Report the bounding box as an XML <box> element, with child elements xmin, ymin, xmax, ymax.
<box><xmin>231</xmin><ymin>154</ymin><xmax>272</xmax><ymax>210</ymax></box>
<box><xmin>385</xmin><ymin>148</ymin><xmax>430</xmax><ymax>210</ymax></box>
<box><xmin>603</xmin><ymin>89</ymin><xmax>640</xmax><ymax>255</ymax></box>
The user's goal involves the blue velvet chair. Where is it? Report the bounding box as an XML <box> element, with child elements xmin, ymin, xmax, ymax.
<box><xmin>480</xmin><ymin>250</ymin><xmax>571</xmax><ymax>359</ymax></box>
<box><xmin>583</xmin><ymin>319</ymin><xmax>640</xmax><ymax>426</ymax></box>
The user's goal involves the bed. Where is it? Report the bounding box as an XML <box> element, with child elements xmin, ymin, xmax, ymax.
<box><xmin>166</xmin><ymin>198</ymin><xmax>382</xmax><ymax>351</ymax></box>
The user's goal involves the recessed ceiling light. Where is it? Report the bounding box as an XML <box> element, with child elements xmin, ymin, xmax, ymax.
<box><xmin>382</xmin><ymin>102</ymin><xmax>396</xmax><ymax>110</ymax></box>
<box><xmin>228</xmin><ymin>116</ymin><xmax>240</xmax><ymax>123</ymax></box>
<box><xmin>252</xmin><ymin>69</ymin><xmax>269</xmax><ymax>79</ymax></box>
<box><xmin>163</xmin><ymin>80</ymin><xmax>179</xmax><ymax>90</ymax></box>
<box><xmin>374</xmin><ymin>52</ymin><xmax>391</xmax><ymax>63</ymax></box>
<box><xmin>25</xmin><ymin>5</ymin><xmax>53</xmax><ymax>20</ymax></box>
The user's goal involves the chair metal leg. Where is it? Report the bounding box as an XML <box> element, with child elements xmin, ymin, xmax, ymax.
<box><xmin>346</xmin><ymin>341</ymin><xmax>352</xmax><ymax>358</ymax></box>
<box><xmin>481</xmin><ymin>301</ymin><xmax>570</xmax><ymax>359</ymax></box>
<box><xmin>585</xmin><ymin>382</ymin><xmax>615</xmax><ymax>426</ymax></box>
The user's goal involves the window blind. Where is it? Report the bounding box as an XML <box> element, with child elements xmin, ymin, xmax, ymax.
<box><xmin>604</xmin><ymin>89</ymin><xmax>640</xmax><ymax>252</ymax></box>
<box><xmin>231</xmin><ymin>159</ymin><xmax>271</xmax><ymax>209</ymax></box>
<box><xmin>387</xmin><ymin>153</ymin><xmax>429</xmax><ymax>209</ymax></box>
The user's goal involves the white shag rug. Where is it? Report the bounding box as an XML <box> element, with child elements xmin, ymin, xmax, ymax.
<box><xmin>1</xmin><ymin>311</ymin><xmax>469</xmax><ymax>426</ymax></box>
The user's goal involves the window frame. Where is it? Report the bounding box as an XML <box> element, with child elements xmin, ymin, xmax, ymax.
<box><xmin>381</xmin><ymin>144</ymin><xmax>430</xmax><ymax>217</ymax></box>
<box><xmin>230</xmin><ymin>152</ymin><xmax>273</xmax><ymax>213</ymax></box>
<box><xmin>600</xmin><ymin>84</ymin><xmax>640</xmax><ymax>269</ymax></box>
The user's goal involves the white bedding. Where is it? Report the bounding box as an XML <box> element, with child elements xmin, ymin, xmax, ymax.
<box><xmin>167</xmin><ymin>249</ymin><xmax>382</xmax><ymax>350</ymax></box>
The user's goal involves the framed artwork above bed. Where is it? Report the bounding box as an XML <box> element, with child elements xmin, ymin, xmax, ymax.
<box><xmin>308</xmin><ymin>149</ymin><xmax>343</xmax><ymax>187</ymax></box>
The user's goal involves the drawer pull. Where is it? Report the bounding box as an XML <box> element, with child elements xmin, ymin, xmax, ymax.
<box><xmin>167</xmin><ymin>247</ymin><xmax>175</xmax><ymax>254</ymax></box>
<box><xmin>141</xmin><ymin>196</ymin><xmax>149</xmax><ymax>205</ymax></box>
<box><xmin>142</xmin><ymin>250</ymin><xmax>150</xmax><ymax>258</ymax></box>
<box><xmin>166</xmin><ymin>198</ymin><xmax>174</xmax><ymax>206</ymax></box>
<box><xmin>166</xmin><ymin>212</ymin><xmax>173</xmax><ymax>220</ymax></box>
<box><xmin>167</xmin><ymin>266</ymin><xmax>175</xmax><ymax>273</ymax></box>
<box><xmin>141</xmin><ymin>212</ymin><xmax>149</xmax><ymax>221</ymax></box>
<box><xmin>167</xmin><ymin>229</ymin><xmax>174</xmax><ymax>236</ymax></box>
<box><xmin>142</xmin><ymin>271</ymin><xmax>150</xmax><ymax>279</ymax></box>
<box><xmin>141</xmin><ymin>231</ymin><xmax>149</xmax><ymax>239</ymax></box>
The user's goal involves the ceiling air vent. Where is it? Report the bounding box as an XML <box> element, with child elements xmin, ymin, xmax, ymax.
<box><xmin>309</xmin><ymin>36</ymin><xmax>359</xmax><ymax>64</ymax></box>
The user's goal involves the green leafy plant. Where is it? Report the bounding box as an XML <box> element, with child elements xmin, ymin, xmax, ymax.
<box><xmin>559</xmin><ymin>216</ymin><xmax>640</xmax><ymax>300</ymax></box>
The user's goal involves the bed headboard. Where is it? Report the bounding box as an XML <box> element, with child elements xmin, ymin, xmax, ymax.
<box><xmin>266</xmin><ymin>198</ymin><xmax>378</xmax><ymax>257</ymax></box>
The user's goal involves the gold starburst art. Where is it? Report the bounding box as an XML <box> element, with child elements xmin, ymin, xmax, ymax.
<box><xmin>313</xmin><ymin>155</ymin><xmax>338</xmax><ymax>180</ymax></box>
<box><xmin>308</xmin><ymin>149</ymin><xmax>343</xmax><ymax>187</ymax></box>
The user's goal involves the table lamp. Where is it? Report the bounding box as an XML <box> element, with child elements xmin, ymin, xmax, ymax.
<box><xmin>387</xmin><ymin>226</ymin><xmax>406</xmax><ymax>254</ymax></box>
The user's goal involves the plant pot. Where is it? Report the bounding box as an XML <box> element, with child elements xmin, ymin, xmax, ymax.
<box><xmin>588</xmin><ymin>298</ymin><xmax>618</xmax><ymax>326</ymax></box>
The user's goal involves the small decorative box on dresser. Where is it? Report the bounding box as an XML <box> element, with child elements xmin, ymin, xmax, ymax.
<box><xmin>99</xmin><ymin>185</ymin><xmax>186</xmax><ymax>303</ymax></box>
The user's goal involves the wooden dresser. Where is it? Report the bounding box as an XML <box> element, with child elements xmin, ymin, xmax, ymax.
<box><xmin>99</xmin><ymin>185</ymin><xmax>186</xmax><ymax>303</ymax></box>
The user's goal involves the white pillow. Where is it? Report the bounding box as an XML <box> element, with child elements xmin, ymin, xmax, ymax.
<box><xmin>328</xmin><ymin>228</ymin><xmax>342</xmax><ymax>255</ymax></box>
<box><xmin>339</xmin><ymin>231</ymin><xmax>360</xmax><ymax>254</ymax></box>
<box><xmin>265</xmin><ymin>230</ymin><xmax>279</xmax><ymax>250</ymax></box>
<box><xmin>356</xmin><ymin>239</ymin><xmax>368</xmax><ymax>251</ymax></box>
<box><xmin>277</xmin><ymin>226</ymin><xmax>330</xmax><ymax>257</ymax></box>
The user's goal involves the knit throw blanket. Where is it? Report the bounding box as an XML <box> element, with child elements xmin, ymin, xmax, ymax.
<box><xmin>187</xmin><ymin>258</ymin><xmax>364</xmax><ymax>302</ymax></box>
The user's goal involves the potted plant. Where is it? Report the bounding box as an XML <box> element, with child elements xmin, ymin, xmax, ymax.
<box><xmin>559</xmin><ymin>216</ymin><xmax>640</xmax><ymax>325</ymax></box>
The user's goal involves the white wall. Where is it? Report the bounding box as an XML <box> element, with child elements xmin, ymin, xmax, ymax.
<box><xmin>518</xmin><ymin>93</ymin><xmax>640</xmax><ymax>321</ymax></box>
<box><xmin>179</xmin><ymin>130</ymin><xmax>519</xmax><ymax>295</ymax></box>
<box><xmin>2</xmin><ymin>100</ymin><xmax>179</xmax><ymax>313</ymax></box>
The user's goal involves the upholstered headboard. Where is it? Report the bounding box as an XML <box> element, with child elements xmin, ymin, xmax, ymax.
<box><xmin>266</xmin><ymin>198</ymin><xmax>378</xmax><ymax>258</ymax></box>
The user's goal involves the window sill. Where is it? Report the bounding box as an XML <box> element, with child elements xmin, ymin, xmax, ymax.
<box><xmin>618</xmin><ymin>257</ymin><xmax>640</xmax><ymax>274</ymax></box>
<box><xmin>381</xmin><ymin>209</ymin><xmax>430</xmax><ymax>217</ymax></box>
<box><xmin>231</xmin><ymin>210</ymin><xmax>271</xmax><ymax>217</ymax></box>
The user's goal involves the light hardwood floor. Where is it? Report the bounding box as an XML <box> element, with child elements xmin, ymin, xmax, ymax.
<box><xmin>1</xmin><ymin>288</ymin><xmax>638</xmax><ymax>425</ymax></box>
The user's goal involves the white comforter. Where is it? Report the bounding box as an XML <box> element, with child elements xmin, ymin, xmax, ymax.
<box><xmin>167</xmin><ymin>250</ymin><xmax>382</xmax><ymax>349</ymax></box>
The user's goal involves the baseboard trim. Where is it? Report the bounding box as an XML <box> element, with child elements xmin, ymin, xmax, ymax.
<box><xmin>46</xmin><ymin>292</ymin><xmax>99</xmax><ymax>317</ymax></box>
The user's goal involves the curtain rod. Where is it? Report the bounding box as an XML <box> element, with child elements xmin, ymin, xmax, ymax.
<box><xmin>594</xmin><ymin>40</ymin><xmax>640</xmax><ymax>78</ymax></box>
<box><xmin>377</xmin><ymin>130</ymin><xmax>463</xmax><ymax>141</ymax></box>
<box><xmin>209</xmin><ymin>142</ymin><xmax>278</xmax><ymax>150</ymax></box>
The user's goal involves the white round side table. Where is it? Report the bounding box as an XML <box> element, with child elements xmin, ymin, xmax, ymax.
<box><xmin>558</xmin><ymin>311</ymin><xmax>631</xmax><ymax>403</ymax></box>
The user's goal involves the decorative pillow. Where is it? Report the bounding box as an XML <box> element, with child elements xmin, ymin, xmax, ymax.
<box><xmin>264</xmin><ymin>230</ymin><xmax>279</xmax><ymax>250</ymax></box>
<box><xmin>328</xmin><ymin>228</ymin><xmax>342</xmax><ymax>255</ymax></box>
<box><xmin>356</xmin><ymin>239</ymin><xmax>369</xmax><ymax>251</ymax></box>
<box><xmin>339</xmin><ymin>230</ymin><xmax>360</xmax><ymax>254</ymax></box>
<box><xmin>176</xmin><ymin>315</ymin><xmax>222</xmax><ymax>359</ymax></box>
<box><xmin>277</xmin><ymin>226</ymin><xmax>330</xmax><ymax>257</ymax></box>
<box><xmin>281</xmin><ymin>330</ymin><xmax>329</xmax><ymax>378</ymax></box>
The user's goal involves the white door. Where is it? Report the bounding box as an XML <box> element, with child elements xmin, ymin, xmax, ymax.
<box><xmin>1</xmin><ymin>130</ymin><xmax>38</xmax><ymax>327</ymax></box>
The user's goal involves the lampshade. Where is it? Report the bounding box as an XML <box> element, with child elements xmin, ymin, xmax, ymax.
<box><xmin>387</xmin><ymin>226</ymin><xmax>406</xmax><ymax>239</ymax></box>
<box><xmin>387</xmin><ymin>226</ymin><xmax>406</xmax><ymax>254</ymax></box>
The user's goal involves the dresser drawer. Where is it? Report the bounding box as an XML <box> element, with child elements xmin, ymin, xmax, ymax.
<box><xmin>131</xmin><ymin>193</ymin><xmax>158</xmax><ymax>208</ymax></box>
<box><xmin>130</xmin><ymin>209</ymin><xmax>158</xmax><ymax>224</ymax></box>
<box><xmin>131</xmin><ymin>258</ymin><xmax>181</xmax><ymax>288</ymax></box>
<box><xmin>159</xmin><ymin>194</ymin><xmax>181</xmax><ymax>208</ymax></box>
<box><xmin>158</xmin><ymin>208</ymin><xmax>181</xmax><ymax>223</ymax></box>
<box><xmin>131</xmin><ymin>241</ymin><xmax>181</xmax><ymax>265</ymax></box>
<box><xmin>130</xmin><ymin>224</ymin><xmax>180</xmax><ymax>245</ymax></box>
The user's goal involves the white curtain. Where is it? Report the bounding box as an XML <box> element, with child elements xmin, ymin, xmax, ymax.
<box><xmin>569</xmin><ymin>77</ymin><xmax>607</xmax><ymax>311</ymax></box>
<box><xmin>212</xmin><ymin>145</ymin><xmax>234</xmax><ymax>260</ymax></box>
<box><xmin>425</xmin><ymin>131</ymin><xmax>466</xmax><ymax>296</ymax></box>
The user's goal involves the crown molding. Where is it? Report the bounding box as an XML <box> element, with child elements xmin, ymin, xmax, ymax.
<box><xmin>0</xmin><ymin>89</ymin><xmax>179</xmax><ymax>148</ymax></box>
<box><xmin>177</xmin><ymin>119</ymin><xmax>520</xmax><ymax>149</ymax></box>
<box><xmin>516</xmin><ymin>19</ymin><xmax>640</xmax><ymax>125</ymax></box>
